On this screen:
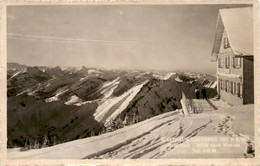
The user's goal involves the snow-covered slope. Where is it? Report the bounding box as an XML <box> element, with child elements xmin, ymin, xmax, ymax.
<box><xmin>65</xmin><ymin>95</ymin><xmax>83</xmax><ymax>105</ymax></box>
<box><xmin>175</xmin><ymin>76</ymin><xmax>183</xmax><ymax>82</ymax></box>
<box><xmin>8</xmin><ymin>104</ymin><xmax>254</xmax><ymax>159</ymax></box>
<box><xmin>8</xmin><ymin>68</ymin><xmax>27</xmax><ymax>80</ymax></box>
<box><xmin>153</xmin><ymin>72</ymin><xmax>176</xmax><ymax>80</ymax></box>
<box><xmin>99</xmin><ymin>77</ymin><xmax>120</xmax><ymax>99</ymax></box>
<box><xmin>163</xmin><ymin>72</ymin><xmax>176</xmax><ymax>80</ymax></box>
<box><xmin>94</xmin><ymin>80</ymin><xmax>148</xmax><ymax>124</ymax></box>
<box><xmin>203</xmin><ymin>80</ymin><xmax>217</xmax><ymax>89</ymax></box>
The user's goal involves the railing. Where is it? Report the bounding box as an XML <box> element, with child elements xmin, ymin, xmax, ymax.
<box><xmin>180</xmin><ymin>92</ymin><xmax>203</xmax><ymax>115</ymax></box>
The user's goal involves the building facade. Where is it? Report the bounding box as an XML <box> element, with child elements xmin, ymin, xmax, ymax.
<box><xmin>211</xmin><ymin>7</ymin><xmax>254</xmax><ymax>105</ymax></box>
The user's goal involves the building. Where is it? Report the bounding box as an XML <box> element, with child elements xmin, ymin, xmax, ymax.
<box><xmin>211</xmin><ymin>7</ymin><xmax>254</xmax><ymax>105</ymax></box>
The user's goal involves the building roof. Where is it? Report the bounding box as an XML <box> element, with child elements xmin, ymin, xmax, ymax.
<box><xmin>211</xmin><ymin>7</ymin><xmax>253</xmax><ymax>61</ymax></box>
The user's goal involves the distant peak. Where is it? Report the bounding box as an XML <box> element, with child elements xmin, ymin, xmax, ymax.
<box><xmin>53</xmin><ymin>66</ymin><xmax>62</xmax><ymax>70</ymax></box>
<box><xmin>81</xmin><ymin>66</ymin><xmax>88</xmax><ymax>70</ymax></box>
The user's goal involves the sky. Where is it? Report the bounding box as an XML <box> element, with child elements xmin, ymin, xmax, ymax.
<box><xmin>7</xmin><ymin>4</ymin><xmax>251</xmax><ymax>74</ymax></box>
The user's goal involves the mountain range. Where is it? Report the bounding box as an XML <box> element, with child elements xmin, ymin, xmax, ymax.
<box><xmin>7</xmin><ymin>62</ymin><xmax>217</xmax><ymax>149</ymax></box>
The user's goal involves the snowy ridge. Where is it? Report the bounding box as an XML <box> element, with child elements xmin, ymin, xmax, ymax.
<box><xmin>153</xmin><ymin>73</ymin><xmax>176</xmax><ymax>80</ymax></box>
<box><xmin>16</xmin><ymin>89</ymin><xmax>30</xmax><ymax>96</ymax></box>
<box><xmin>75</xmin><ymin>101</ymin><xmax>95</xmax><ymax>106</ymax></box>
<box><xmin>9</xmin><ymin>71</ymin><xmax>21</xmax><ymax>80</ymax></box>
<box><xmin>60</xmin><ymin>66</ymin><xmax>69</xmax><ymax>71</ymax></box>
<box><xmin>104</xmin><ymin>80</ymin><xmax>149</xmax><ymax>125</ymax></box>
<box><xmin>88</xmin><ymin>69</ymin><xmax>102</xmax><ymax>75</ymax></box>
<box><xmin>100</xmin><ymin>77</ymin><xmax>120</xmax><ymax>99</ymax></box>
<box><xmin>8</xmin><ymin>68</ymin><xmax>27</xmax><ymax>80</ymax></box>
<box><xmin>152</xmin><ymin>74</ymin><xmax>164</xmax><ymax>80</ymax></box>
<box><xmin>101</xmin><ymin>77</ymin><xmax>120</xmax><ymax>89</ymax></box>
<box><xmin>65</xmin><ymin>95</ymin><xmax>83</xmax><ymax>105</ymax></box>
<box><xmin>27</xmin><ymin>90</ymin><xmax>37</xmax><ymax>96</ymax></box>
<box><xmin>210</xmin><ymin>81</ymin><xmax>217</xmax><ymax>88</ymax></box>
<box><xmin>163</xmin><ymin>73</ymin><xmax>176</xmax><ymax>80</ymax></box>
<box><xmin>45</xmin><ymin>88</ymin><xmax>69</xmax><ymax>103</ymax></box>
<box><xmin>94</xmin><ymin>80</ymin><xmax>148</xmax><ymax>123</ymax></box>
<box><xmin>80</xmin><ymin>76</ymin><xmax>89</xmax><ymax>81</ymax></box>
<box><xmin>175</xmin><ymin>76</ymin><xmax>183</xmax><ymax>82</ymax></box>
<box><xmin>64</xmin><ymin>78</ymin><xmax>121</xmax><ymax>106</ymax></box>
<box><xmin>203</xmin><ymin>81</ymin><xmax>217</xmax><ymax>89</ymax></box>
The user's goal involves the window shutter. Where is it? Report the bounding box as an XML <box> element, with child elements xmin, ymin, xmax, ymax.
<box><xmin>223</xmin><ymin>80</ymin><xmax>225</xmax><ymax>91</ymax></box>
<box><xmin>233</xmin><ymin>82</ymin><xmax>236</xmax><ymax>95</ymax></box>
<box><xmin>237</xmin><ymin>82</ymin><xmax>240</xmax><ymax>97</ymax></box>
<box><xmin>225</xmin><ymin>57</ymin><xmax>226</xmax><ymax>68</ymax></box>
<box><xmin>240</xmin><ymin>83</ymin><xmax>243</xmax><ymax>98</ymax></box>
<box><xmin>220</xmin><ymin>79</ymin><xmax>222</xmax><ymax>90</ymax></box>
<box><xmin>231</xmin><ymin>57</ymin><xmax>233</xmax><ymax>68</ymax></box>
<box><xmin>227</xmin><ymin>57</ymin><xmax>230</xmax><ymax>68</ymax></box>
<box><xmin>238</xmin><ymin>58</ymin><xmax>241</xmax><ymax>68</ymax></box>
<box><xmin>227</xmin><ymin>81</ymin><xmax>229</xmax><ymax>92</ymax></box>
<box><xmin>230</xmin><ymin>81</ymin><xmax>233</xmax><ymax>94</ymax></box>
<box><xmin>219</xmin><ymin>79</ymin><xmax>221</xmax><ymax>90</ymax></box>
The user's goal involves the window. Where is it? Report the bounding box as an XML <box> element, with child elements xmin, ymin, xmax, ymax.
<box><xmin>225</xmin><ymin>57</ymin><xmax>230</xmax><ymax>68</ymax></box>
<box><xmin>218</xmin><ymin>57</ymin><xmax>224</xmax><ymax>68</ymax></box>
<box><xmin>233</xmin><ymin>57</ymin><xmax>241</xmax><ymax>68</ymax></box>
<box><xmin>224</xmin><ymin>37</ymin><xmax>230</xmax><ymax>49</ymax></box>
<box><xmin>225</xmin><ymin>80</ymin><xmax>229</xmax><ymax>92</ymax></box>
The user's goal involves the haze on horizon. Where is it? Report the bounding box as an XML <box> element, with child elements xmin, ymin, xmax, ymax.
<box><xmin>7</xmin><ymin>4</ymin><xmax>251</xmax><ymax>74</ymax></box>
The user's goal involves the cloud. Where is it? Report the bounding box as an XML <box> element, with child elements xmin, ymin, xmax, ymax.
<box><xmin>7</xmin><ymin>33</ymin><xmax>137</xmax><ymax>45</ymax></box>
